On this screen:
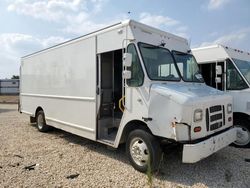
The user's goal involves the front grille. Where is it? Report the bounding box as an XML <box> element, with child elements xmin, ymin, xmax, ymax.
<box><xmin>210</xmin><ymin>122</ymin><xmax>223</xmax><ymax>131</ymax></box>
<box><xmin>210</xmin><ymin>105</ymin><xmax>222</xmax><ymax>113</ymax></box>
<box><xmin>206</xmin><ymin>105</ymin><xmax>225</xmax><ymax>131</ymax></box>
<box><xmin>210</xmin><ymin>114</ymin><xmax>222</xmax><ymax>122</ymax></box>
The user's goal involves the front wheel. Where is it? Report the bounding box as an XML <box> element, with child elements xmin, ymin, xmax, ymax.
<box><xmin>126</xmin><ymin>129</ymin><xmax>162</xmax><ymax>172</ymax></box>
<box><xmin>233</xmin><ymin>119</ymin><xmax>250</xmax><ymax>148</ymax></box>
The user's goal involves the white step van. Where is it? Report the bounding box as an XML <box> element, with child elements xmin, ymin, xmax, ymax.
<box><xmin>192</xmin><ymin>44</ymin><xmax>250</xmax><ymax>147</ymax></box>
<box><xmin>20</xmin><ymin>20</ymin><xmax>236</xmax><ymax>172</ymax></box>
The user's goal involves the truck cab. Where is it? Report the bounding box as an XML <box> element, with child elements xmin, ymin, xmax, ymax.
<box><xmin>115</xmin><ymin>22</ymin><xmax>236</xmax><ymax>171</ymax></box>
<box><xmin>192</xmin><ymin>44</ymin><xmax>250</xmax><ymax>147</ymax></box>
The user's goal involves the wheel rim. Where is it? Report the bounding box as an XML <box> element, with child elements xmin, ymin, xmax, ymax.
<box><xmin>234</xmin><ymin>126</ymin><xmax>250</xmax><ymax>146</ymax></box>
<box><xmin>37</xmin><ymin>114</ymin><xmax>44</xmax><ymax>130</ymax></box>
<box><xmin>130</xmin><ymin>137</ymin><xmax>149</xmax><ymax>167</ymax></box>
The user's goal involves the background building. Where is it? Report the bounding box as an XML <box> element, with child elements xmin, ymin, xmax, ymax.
<box><xmin>0</xmin><ymin>79</ymin><xmax>19</xmax><ymax>95</ymax></box>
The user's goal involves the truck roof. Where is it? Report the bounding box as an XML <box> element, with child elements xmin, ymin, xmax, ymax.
<box><xmin>22</xmin><ymin>19</ymin><xmax>189</xmax><ymax>59</ymax></box>
<box><xmin>192</xmin><ymin>44</ymin><xmax>250</xmax><ymax>63</ymax></box>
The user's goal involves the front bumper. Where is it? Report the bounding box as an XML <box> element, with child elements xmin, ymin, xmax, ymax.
<box><xmin>182</xmin><ymin>128</ymin><xmax>237</xmax><ymax>163</ymax></box>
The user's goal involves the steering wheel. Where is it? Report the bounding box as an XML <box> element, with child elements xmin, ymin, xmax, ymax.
<box><xmin>165</xmin><ymin>74</ymin><xmax>175</xmax><ymax>79</ymax></box>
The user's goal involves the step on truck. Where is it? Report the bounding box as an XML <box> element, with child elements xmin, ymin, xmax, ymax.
<box><xmin>20</xmin><ymin>20</ymin><xmax>236</xmax><ymax>172</ymax></box>
<box><xmin>192</xmin><ymin>44</ymin><xmax>250</xmax><ymax>147</ymax></box>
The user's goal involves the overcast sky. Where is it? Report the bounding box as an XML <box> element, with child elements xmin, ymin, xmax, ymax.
<box><xmin>0</xmin><ymin>0</ymin><xmax>249</xmax><ymax>79</ymax></box>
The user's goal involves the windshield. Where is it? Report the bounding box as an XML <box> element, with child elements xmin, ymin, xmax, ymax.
<box><xmin>232</xmin><ymin>58</ymin><xmax>250</xmax><ymax>85</ymax></box>
<box><xmin>138</xmin><ymin>43</ymin><xmax>180</xmax><ymax>81</ymax></box>
<box><xmin>173</xmin><ymin>51</ymin><xmax>204</xmax><ymax>83</ymax></box>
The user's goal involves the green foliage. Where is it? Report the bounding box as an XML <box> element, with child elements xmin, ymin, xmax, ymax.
<box><xmin>11</xmin><ymin>75</ymin><xmax>19</xmax><ymax>79</ymax></box>
<box><xmin>146</xmin><ymin>155</ymin><xmax>153</xmax><ymax>188</ymax></box>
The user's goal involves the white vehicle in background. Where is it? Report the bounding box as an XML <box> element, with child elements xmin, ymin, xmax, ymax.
<box><xmin>192</xmin><ymin>44</ymin><xmax>250</xmax><ymax>147</ymax></box>
<box><xmin>20</xmin><ymin>20</ymin><xmax>236</xmax><ymax>172</ymax></box>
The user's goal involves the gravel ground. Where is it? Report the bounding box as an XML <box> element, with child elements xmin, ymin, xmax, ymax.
<box><xmin>0</xmin><ymin>104</ymin><xmax>249</xmax><ymax>188</ymax></box>
<box><xmin>0</xmin><ymin>95</ymin><xmax>18</xmax><ymax>104</ymax></box>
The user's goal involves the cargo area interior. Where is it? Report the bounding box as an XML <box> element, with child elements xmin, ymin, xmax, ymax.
<box><xmin>199</xmin><ymin>61</ymin><xmax>224</xmax><ymax>91</ymax></box>
<box><xmin>97</xmin><ymin>49</ymin><xmax>123</xmax><ymax>144</ymax></box>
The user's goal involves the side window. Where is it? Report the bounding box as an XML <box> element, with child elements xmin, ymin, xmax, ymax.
<box><xmin>226</xmin><ymin>59</ymin><xmax>248</xmax><ymax>90</ymax></box>
<box><xmin>127</xmin><ymin>44</ymin><xmax>144</xmax><ymax>87</ymax></box>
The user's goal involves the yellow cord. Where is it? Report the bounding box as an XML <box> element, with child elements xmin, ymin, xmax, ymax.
<box><xmin>118</xmin><ymin>96</ymin><xmax>125</xmax><ymax>112</ymax></box>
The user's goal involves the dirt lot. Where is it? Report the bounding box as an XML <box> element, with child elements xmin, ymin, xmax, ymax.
<box><xmin>0</xmin><ymin>95</ymin><xmax>19</xmax><ymax>104</ymax></box>
<box><xmin>0</xmin><ymin>104</ymin><xmax>249</xmax><ymax>187</ymax></box>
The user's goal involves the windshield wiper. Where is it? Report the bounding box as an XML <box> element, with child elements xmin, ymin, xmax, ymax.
<box><xmin>143</xmin><ymin>46</ymin><xmax>160</xmax><ymax>49</ymax></box>
<box><xmin>174</xmin><ymin>52</ymin><xmax>188</xmax><ymax>56</ymax></box>
<box><xmin>194</xmin><ymin>71</ymin><xmax>204</xmax><ymax>82</ymax></box>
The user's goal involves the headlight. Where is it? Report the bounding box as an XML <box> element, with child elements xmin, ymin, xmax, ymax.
<box><xmin>194</xmin><ymin>109</ymin><xmax>203</xmax><ymax>122</ymax></box>
<box><xmin>227</xmin><ymin>104</ymin><xmax>232</xmax><ymax>114</ymax></box>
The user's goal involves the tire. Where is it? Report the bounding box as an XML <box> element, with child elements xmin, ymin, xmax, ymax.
<box><xmin>126</xmin><ymin>129</ymin><xmax>162</xmax><ymax>173</ymax></box>
<box><xmin>233</xmin><ymin>118</ymin><xmax>250</xmax><ymax>148</ymax></box>
<box><xmin>36</xmin><ymin>110</ymin><xmax>50</xmax><ymax>132</ymax></box>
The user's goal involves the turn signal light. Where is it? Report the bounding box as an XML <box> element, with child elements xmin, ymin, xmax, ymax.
<box><xmin>194</xmin><ymin>126</ymin><xmax>202</xmax><ymax>132</ymax></box>
<box><xmin>228</xmin><ymin>117</ymin><xmax>232</xmax><ymax>122</ymax></box>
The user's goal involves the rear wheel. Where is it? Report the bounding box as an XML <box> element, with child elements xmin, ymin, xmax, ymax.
<box><xmin>36</xmin><ymin>110</ymin><xmax>50</xmax><ymax>132</ymax></box>
<box><xmin>126</xmin><ymin>129</ymin><xmax>162</xmax><ymax>172</ymax></box>
<box><xmin>233</xmin><ymin>119</ymin><xmax>250</xmax><ymax>148</ymax></box>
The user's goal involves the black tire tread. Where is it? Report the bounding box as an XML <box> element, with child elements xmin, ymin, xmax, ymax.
<box><xmin>233</xmin><ymin>118</ymin><xmax>250</xmax><ymax>148</ymax></box>
<box><xmin>126</xmin><ymin>129</ymin><xmax>162</xmax><ymax>173</ymax></box>
<box><xmin>36</xmin><ymin>110</ymin><xmax>50</xmax><ymax>132</ymax></box>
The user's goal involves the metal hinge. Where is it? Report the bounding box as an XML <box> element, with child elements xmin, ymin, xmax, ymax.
<box><xmin>142</xmin><ymin>117</ymin><xmax>153</xmax><ymax>122</ymax></box>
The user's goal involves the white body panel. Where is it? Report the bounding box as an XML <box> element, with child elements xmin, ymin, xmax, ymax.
<box><xmin>21</xmin><ymin>37</ymin><xmax>97</xmax><ymax>140</ymax></box>
<box><xmin>183</xmin><ymin>127</ymin><xmax>237</xmax><ymax>163</ymax></box>
<box><xmin>128</xmin><ymin>21</ymin><xmax>189</xmax><ymax>52</ymax></box>
<box><xmin>192</xmin><ymin>44</ymin><xmax>250</xmax><ymax>63</ymax></box>
<box><xmin>226</xmin><ymin>89</ymin><xmax>250</xmax><ymax>115</ymax></box>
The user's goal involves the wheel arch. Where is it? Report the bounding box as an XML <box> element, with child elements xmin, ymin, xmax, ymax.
<box><xmin>30</xmin><ymin>106</ymin><xmax>44</xmax><ymax>123</ymax></box>
<box><xmin>233</xmin><ymin>112</ymin><xmax>250</xmax><ymax>123</ymax></box>
<box><xmin>119</xmin><ymin>120</ymin><xmax>152</xmax><ymax>144</ymax></box>
<box><xmin>35</xmin><ymin>106</ymin><xmax>44</xmax><ymax>118</ymax></box>
<box><xmin>233</xmin><ymin>112</ymin><xmax>250</xmax><ymax>147</ymax></box>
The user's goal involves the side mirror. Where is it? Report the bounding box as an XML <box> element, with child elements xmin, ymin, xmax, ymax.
<box><xmin>123</xmin><ymin>70</ymin><xmax>131</xmax><ymax>79</ymax></box>
<box><xmin>215</xmin><ymin>77</ymin><xmax>221</xmax><ymax>83</ymax></box>
<box><xmin>216</xmin><ymin>65</ymin><xmax>222</xmax><ymax>75</ymax></box>
<box><xmin>123</xmin><ymin>53</ymin><xmax>132</xmax><ymax>67</ymax></box>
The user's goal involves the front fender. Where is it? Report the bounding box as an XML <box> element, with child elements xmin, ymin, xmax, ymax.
<box><xmin>148</xmin><ymin>89</ymin><xmax>192</xmax><ymax>140</ymax></box>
